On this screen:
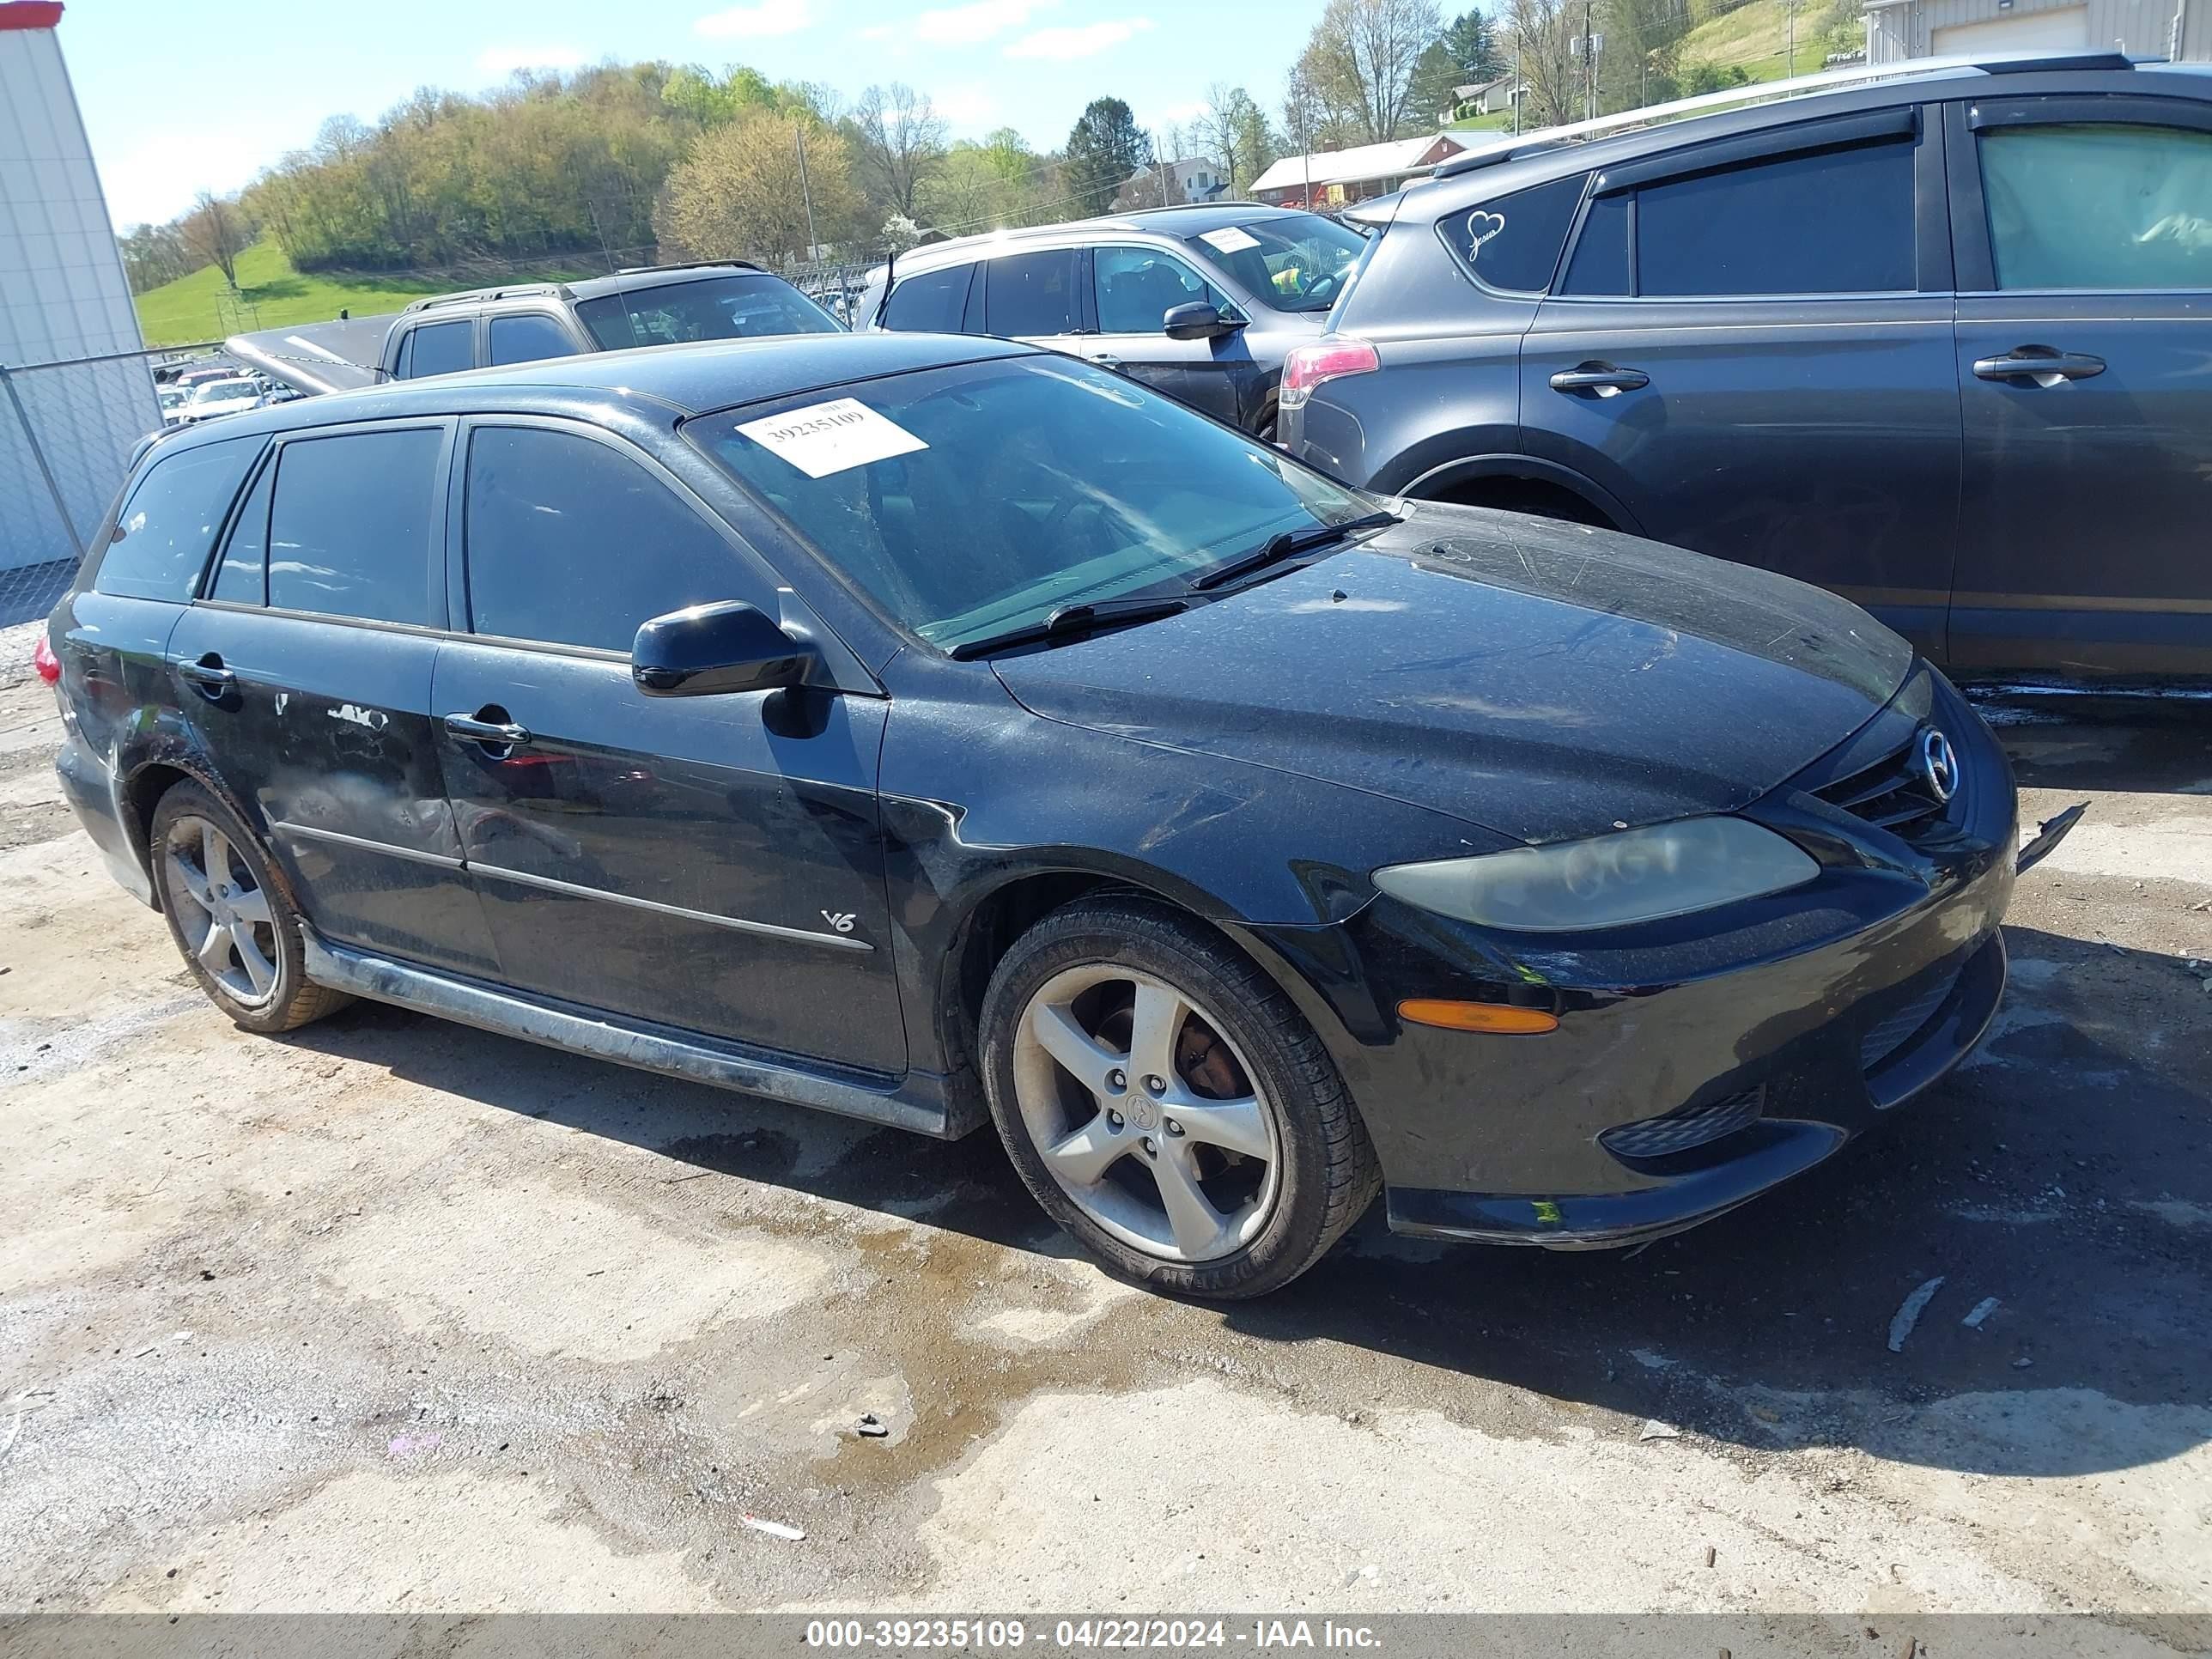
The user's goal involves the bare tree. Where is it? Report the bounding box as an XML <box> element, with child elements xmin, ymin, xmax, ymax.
<box><xmin>850</xmin><ymin>82</ymin><xmax>948</xmax><ymax>218</ymax></box>
<box><xmin>1295</xmin><ymin>0</ymin><xmax>1445</xmax><ymax>144</ymax></box>
<box><xmin>179</xmin><ymin>191</ymin><xmax>248</xmax><ymax>290</ymax></box>
<box><xmin>1197</xmin><ymin>84</ymin><xmax>1278</xmax><ymax>196</ymax></box>
<box><xmin>1503</xmin><ymin>0</ymin><xmax>1581</xmax><ymax>128</ymax></box>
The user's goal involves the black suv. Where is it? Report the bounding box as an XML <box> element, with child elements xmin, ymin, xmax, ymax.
<box><xmin>380</xmin><ymin>263</ymin><xmax>844</xmax><ymax>380</ymax></box>
<box><xmin>1285</xmin><ymin>54</ymin><xmax>2212</xmax><ymax>679</ymax></box>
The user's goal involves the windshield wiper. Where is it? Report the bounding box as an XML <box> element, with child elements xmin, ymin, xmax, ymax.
<box><xmin>948</xmin><ymin>595</ymin><xmax>1190</xmax><ymax>660</ymax></box>
<box><xmin>1189</xmin><ymin>509</ymin><xmax>1400</xmax><ymax>592</ymax></box>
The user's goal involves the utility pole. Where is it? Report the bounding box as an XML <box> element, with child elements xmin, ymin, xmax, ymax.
<box><xmin>1512</xmin><ymin>32</ymin><xmax>1522</xmax><ymax>134</ymax></box>
<box><xmin>1583</xmin><ymin>0</ymin><xmax>1595</xmax><ymax>121</ymax></box>
<box><xmin>1785</xmin><ymin>0</ymin><xmax>1799</xmax><ymax>71</ymax></box>
<box><xmin>794</xmin><ymin>122</ymin><xmax>819</xmax><ymax>262</ymax></box>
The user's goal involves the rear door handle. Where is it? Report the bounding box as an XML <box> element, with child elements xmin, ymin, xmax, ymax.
<box><xmin>173</xmin><ymin>653</ymin><xmax>235</xmax><ymax>696</ymax></box>
<box><xmin>1972</xmin><ymin>346</ymin><xmax>2106</xmax><ymax>386</ymax></box>
<box><xmin>443</xmin><ymin>712</ymin><xmax>532</xmax><ymax>747</ymax></box>
<box><xmin>1550</xmin><ymin>363</ymin><xmax>1650</xmax><ymax>396</ymax></box>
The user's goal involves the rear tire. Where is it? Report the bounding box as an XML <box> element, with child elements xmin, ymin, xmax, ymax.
<box><xmin>149</xmin><ymin>781</ymin><xmax>349</xmax><ymax>1034</ymax></box>
<box><xmin>979</xmin><ymin>896</ymin><xmax>1379</xmax><ymax>1298</ymax></box>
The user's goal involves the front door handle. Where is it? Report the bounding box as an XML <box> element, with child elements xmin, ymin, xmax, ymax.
<box><xmin>443</xmin><ymin>711</ymin><xmax>532</xmax><ymax>747</ymax></box>
<box><xmin>1550</xmin><ymin>362</ymin><xmax>1650</xmax><ymax>396</ymax></box>
<box><xmin>174</xmin><ymin>653</ymin><xmax>235</xmax><ymax>696</ymax></box>
<box><xmin>1972</xmin><ymin>346</ymin><xmax>2106</xmax><ymax>386</ymax></box>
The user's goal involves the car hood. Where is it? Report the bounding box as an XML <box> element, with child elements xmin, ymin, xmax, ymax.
<box><xmin>992</xmin><ymin>503</ymin><xmax>1913</xmax><ymax>845</ymax></box>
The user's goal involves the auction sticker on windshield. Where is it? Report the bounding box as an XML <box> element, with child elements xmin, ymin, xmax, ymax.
<box><xmin>736</xmin><ymin>398</ymin><xmax>928</xmax><ymax>477</ymax></box>
<box><xmin>1199</xmin><ymin>226</ymin><xmax>1261</xmax><ymax>255</ymax></box>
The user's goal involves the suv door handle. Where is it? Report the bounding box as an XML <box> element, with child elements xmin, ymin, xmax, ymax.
<box><xmin>174</xmin><ymin>653</ymin><xmax>235</xmax><ymax>696</ymax></box>
<box><xmin>1972</xmin><ymin>346</ymin><xmax>2106</xmax><ymax>386</ymax></box>
<box><xmin>443</xmin><ymin>711</ymin><xmax>532</xmax><ymax>747</ymax></box>
<box><xmin>1550</xmin><ymin>363</ymin><xmax>1650</xmax><ymax>396</ymax></box>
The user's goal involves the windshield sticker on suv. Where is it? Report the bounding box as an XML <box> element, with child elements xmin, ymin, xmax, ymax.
<box><xmin>1466</xmin><ymin>210</ymin><xmax>1506</xmax><ymax>264</ymax></box>
<box><xmin>1198</xmin><ymin>225</ymin><xmax>1261</xmax><ymax>255</ymax></box>
<box><xmin>736</xmin><ymin>398</ymin><xmax>928</xmax><ymax>478</ymax></box>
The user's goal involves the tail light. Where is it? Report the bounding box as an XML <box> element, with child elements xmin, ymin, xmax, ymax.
<box><xmin>33</xmin><ymin>635</ymin><xmax>59</xmax><ymax>685</ymax></box>
<box><xmin>1279</xmin><ymin>336</ymin><xmax>1379</xmax><ymax>411</ymax></box>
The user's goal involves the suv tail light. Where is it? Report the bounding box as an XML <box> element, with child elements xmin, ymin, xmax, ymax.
<box><xmin>33</xmin><ymin>635</ymin><xmax>59</xmax><ymax>685</ymax></box>
<box><xmin>1279</xmin><ymin>337</ymin><xmax>1379</xmax><ymax>410</ymax></box>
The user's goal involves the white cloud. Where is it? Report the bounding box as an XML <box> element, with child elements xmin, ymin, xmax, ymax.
<box><xmin>695</xmin><ymin>0</ymin><xmax>814</xmax><ymax>40</ymax></box>
<box><xmin>1003</xmin><ymin>16</ymin><xmax>1152</xmax><ymax>59</ymax></box>
<box><xmin>915</xmin><ymin>0</ymin><xmax>1053</xmax><ymax>45</ymax></box>
<box><xmin>476</xmin><ymin>46</ymin><xmax>589</xmax><ymax>78</ymax></box>
<box><xmin>931</xmin><ymin>84</ymin><xmax>998</xmax><ymax>126</ymax></box>
<box><xmin>103</xmin><ymin>126</ymin><xmax>270</xmax><ymax>230</ymax></box>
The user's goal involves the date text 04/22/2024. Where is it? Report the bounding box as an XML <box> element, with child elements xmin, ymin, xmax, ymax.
<box><xmin>803</xmin><ymin>1620</ymin><xmax>1383</xmax><ymax>1650</ymax></box>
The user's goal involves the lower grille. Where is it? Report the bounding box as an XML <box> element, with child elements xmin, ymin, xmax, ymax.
<box><xmin>1813</xmin><ymin>733</ymin><xmax>1949</xmax><ymax>841</ymax></box>
<box><xmin>1600</xmin><ymin>1086</ymin><xmax>1765</xmax><ymax>1160</ymax></box>
<box><xmin>1858</xmin><ymin>968</ymin><xmax>1960</xmax><ymax>1072</ymax></box>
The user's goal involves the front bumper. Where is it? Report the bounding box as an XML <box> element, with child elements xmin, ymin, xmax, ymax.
<box><xmin>1246</xmin><ymin>665</ymin><xmax>2027</xmax><ymax>1249</ymax></box>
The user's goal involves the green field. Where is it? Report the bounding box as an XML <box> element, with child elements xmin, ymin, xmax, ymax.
<box><xmin>1444</xmin><ymin>108</ymin><xmax>1517</xmax><ymax>132</ymax></box>
<box><xmin>1677</xmin><ymin>0</ymin><xmax>1842</xmax><ymax>81</ymax></box>
<box><xmin>133</xmin><ymin>236</ymin><xmax>608</xmax><ymax>347</ymax></box>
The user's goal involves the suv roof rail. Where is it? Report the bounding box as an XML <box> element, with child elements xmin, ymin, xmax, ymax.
<box><xmin>1428</xmin><ymin>49</ymin><xmax>2142</xmax><ymax>179</ymax></box>
<box><xmin>401</xmin><ymin>281</ymin><xmax>573</xmax><ymax>314</ymax></box>
<box><xmin>612</xmin><ymin>259</ymin><xmax>765</xmax><ymax>276</ymax></box>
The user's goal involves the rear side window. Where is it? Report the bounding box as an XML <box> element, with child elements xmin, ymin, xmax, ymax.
<box><xmin>208</xmin><ymin>459</ymin><xmax>273</xmax><ymax>605</ymax></box>
<box><xmin>1978</xmin><ymin>124</ymin><xmax>2212</xmax><ymax>290</ymax></box>
<box><xmin>1632</xmin><ymin>141</ymin><xmax>1915</xmax><ymax>296</ymax></box>
<box><xmin>1446</xmin><ymin>173</ymin><xmax>1589</xmax><ymax>294</ymax></box>
<box><xmin>1562</xmin><ymin>192</ymin><xmax>1632</xmax><ymax>295</ymax></box>
<box><xmin>463</xmin><ymin>427</ymin><xmax>762</xmax><ymax>653</ymax></box>
<box><xmin>882</xmin><ymin>264</ymin><xmax>974</xmax><ymax>332</ymax></box>
<box><xmin>984</xmin><ymin>251</ymin><xmax>1079</xmax><ymax>336</ymax></box>
<box><xmin>488</xmin><ymin>313</ymin><xmax>579</xmax><ymax>365</ymax></box>
<box><xmin>267</xmin><ymin>428</ymin><xmax>444</xmax><ymax>625</ymax></box>
<box><xmin>402</xmin><ymin>319</ymin><xmax>474</xmax><ymax>379</ymax></box>
<box><xmin>94</xmin><ymin>436</ymin><xmax>258</xmax><ymax>602</ymax></box>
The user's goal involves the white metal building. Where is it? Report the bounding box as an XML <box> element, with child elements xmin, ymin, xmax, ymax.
<box><xmin>1</xmin><ymin>0</ymin><xmax>158</xmax><ymax>578</ymax></box>
<box><xmin>1864</xmin><ymin>0</ymin><xmax>2209</xmax><ymax>64</ymax></box>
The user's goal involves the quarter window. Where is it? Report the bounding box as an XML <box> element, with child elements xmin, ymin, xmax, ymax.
<box><xmin>1093</xmin><ymin>246</ymin><xmax>1229</xmax><ymax>333</ymax></box>
<box><xmin>208</xmin><ymin>459</ymin><xmax>273</xmax><ymax>605</ymax></box>
<box><xmin>983</xmin><ymin>250</ymin><xmax>1079</xmax><ymax>336</ymax></box>
<box><xmin>94</xmin><ymin>436</ymin><xmax>258</xmax><ymax>602</ymax></box>
<box><xmin>463</xmin><ymin>427</ymin><xmax>763</xmax><ymax>653</ymax></box>
<box><xmin>1632</xmin><ymin>140</ymin><xmax>1915</xmax><ymax>297</ymax></box>
<box><xmin>881</xmin><ymin>264</ymin><xmax>975</xmax><ymax>332</ymax></box>
<box><xmin>1447</xmin><ymin>173</ymin><xmax>1589</xmax><ymax>294</ymax></box>
<box><xmin>266</xmin><ymin>428</ymin><xmax>444</xmax><ymax>625</ymax></box>
<box><xmin>402</xmin><ymin>319</ymin><xmax>474</xmax><ymax>379</ymax></box>
<box><xmin>488</xmin><ymin>313</ymin><xmax>580</xmax><ymax>365</ymax></box>
<box><xmin>1979</xmin><ymin>124</ymin><xmax>2212</xmax><ymax>290</ymax></box>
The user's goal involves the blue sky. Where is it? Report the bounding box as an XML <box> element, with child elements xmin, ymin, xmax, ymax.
<box><xmin>60</xmin><ymin>0</ymin><xmax>1322</xmax><ymax>232</ymax></box>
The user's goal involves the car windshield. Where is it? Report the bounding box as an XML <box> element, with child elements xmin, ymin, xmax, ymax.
<box><xmin>574</xmin><ymin>274</ymin><xmax>842</xmax><ymax>350</ymax></box>
<box><xmin>697</xmin><ymin>354</ymin><xmax>1376</xmax><ymax>653</ymax></box>
<box><xmin>196</xmin><ymin>382</ymin><xmax>257</xmax><ymax>403</ymax></box>
<box><xmin>1184</xmin><ymin>213</ymin><xmax>1369</xmax><ymax>313</ymax></box>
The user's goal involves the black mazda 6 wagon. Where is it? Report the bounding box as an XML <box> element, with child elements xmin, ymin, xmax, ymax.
<box><xmin>44</xmin><ymin>332</ymin><xmax>2068</xmax><ymax>1297</ymax></box>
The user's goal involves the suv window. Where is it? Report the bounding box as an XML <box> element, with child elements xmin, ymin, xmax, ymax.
<box><xmin>572</xmin><ymin>274</ymin><xmax>842</xmax><ymax>349</ymax></box>
<box><xmin>1979</xmin><ymin>124</ymin><xmax>2212</xmax><ymax>290</ymax></box>
<box><xmin>463</xmin><ymin>427</ymin><xmax>763</xmax><ymax>653</ymax></box>
<box><xmin>882</xmin><ymin>264</ymin><xmax>975</xmax><ymax>332</ymax></box>
<box><xmin>489</xmin><ymin>313</ymin><xmax>580</xmax><ymax>366</ymax></box>
<box><xmin>1631</xmin><ymin>140</ymin><xmax>1915</xmax><ymax>297</ymax></box>
<box><xmin>94</xmin><ymin>436</ymin><xmax>258</xmax><ymax>602</ymax></box>
<box><xmin>403</xmin><ymin>319</ymin><xmax>474</xmax><ymax>379</ymax></box>
<box><xmin>1446</xmin><ymin>173</ymin><xmax>1589</xmax><ymax>294</ymax></box>
<box><xmin>984</xmin><ymin>250</ymin><xmax>1079</xmax><ymax>336</ymax></box>
<box><xmin>1093</xmin><ymin>247</ymin><xmax>1230</xmax><ymax>333</ymax></box>
<box><xmin>267</xmin><ymin>428</ymin><xmax>444</xmax><ymax>625</ymax></box>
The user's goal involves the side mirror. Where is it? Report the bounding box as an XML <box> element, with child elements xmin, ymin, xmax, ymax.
<box><xmin>1164</xmin><ymin>301</ymin><xmax>1242</xmax><ymax>341</ymax></box>
<box><xmin>632</xmin><ymin>601</ymin><xmax>818</xmax><ymax>697</ymax></box>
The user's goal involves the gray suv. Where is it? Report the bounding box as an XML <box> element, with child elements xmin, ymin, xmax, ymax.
<box><xmin>1285</xmin><ymin>53</ymin><xmax>2212</xmax><ymax>680</ymax></box>
<box><xmin>860</xmin><ymin>204</ymin><xmax>1370</xmax><ymax>440</ymax></box>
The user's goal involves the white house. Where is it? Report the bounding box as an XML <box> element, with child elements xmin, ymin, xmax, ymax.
<box><xmin>1119</xmin><ymin>155</ymin><xmax>1231</xmax><ymax>208</ymax></box>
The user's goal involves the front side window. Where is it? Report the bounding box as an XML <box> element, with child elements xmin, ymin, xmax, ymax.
<box><xmin>881</xmin><ymin>264</ymin><xmax>975</xmax><ymax>332</ymax></box>
<box><xmin>267</xmin><ymin>428</ymin><xmax>443</xmax><ymax>625</ymax></box>
<box><xmin>698</xmin><ymin>356</ymin><xmax>1373</xmax><ymax>653</ymax></box>
<box><xmin>94</xmin><ymin>436</ymin><xmax>258</xmax><ymax>602</ymax></box>
<box><xmin>1093</xmin><ymin>246</ymin><xmax>1231</xmax><ymax>334</ymax></box>
<box><xmin>574</xmin><ymin>274</ymin><xmax>842</xmax><ymax>350</ymax></box>
<box><xmin>489</xmin><ymin>313</ymin><xmax>580</xmax><ymax>366</ymax></box>
<box><xmin>1444</xmin><ymin>172</ymin><xmax>1589</xmax><ymax>294</ymax></box>
<box><xmin>404</xmin><ymin>320</ymin><xmax>475</xmax><ymax>379</ymax></box>
<box><xmin>1632</xmin><ymin>140</ymin><xmax>1915</xmax><ymax>297</ymax></box>
<box><xmin>1979</xmin><ymin>124</ymin><xmax>2212</xmax><ymax>291</ymax></box>
<box><xmin>1182</xmin><ymin>212</ymin><xmax>1367</xmax><ymax>313</ymax></box>
<box><xmin>983</xmin><ymin>251</ymin><xmax>1080</xmax><ymax>337</ymax></box>
<box><xmin>464</xmin><ymin>427</ymin><xmax>762</xmax><ymax>653</ymax></box>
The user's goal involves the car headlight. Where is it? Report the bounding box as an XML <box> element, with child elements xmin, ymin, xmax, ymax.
<box><xmin>1373</xmin><ymin>817</ymin><xmax>1820</xmax><ymax>933</ymax></box>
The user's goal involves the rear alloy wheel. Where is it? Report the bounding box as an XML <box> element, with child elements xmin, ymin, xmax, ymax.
<box><xmin>981</xmin><ymin>897</ymin><xmax>1378</xmax><ymax>1297</ymax></box>
<box><xmin>149</xmin><ymin>782</ymin><xmax>349</xmax><ymax>1034</ymax></box>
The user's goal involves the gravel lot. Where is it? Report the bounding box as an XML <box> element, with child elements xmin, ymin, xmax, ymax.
<box><xmin>1</xmin><ymin>614</ymin><xmax>2207</xmax><ymax>1623</ymax></box>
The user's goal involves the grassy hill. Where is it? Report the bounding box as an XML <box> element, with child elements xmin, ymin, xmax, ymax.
<box><xmin>1678</xmin><ymin>0</ymin><xmax>1850</xmax><ymax>82</ymax></box>
<box><xmin>134</xmin><ymin>237</ymin><xmax>610</xmax><ymax>347</ymax></box>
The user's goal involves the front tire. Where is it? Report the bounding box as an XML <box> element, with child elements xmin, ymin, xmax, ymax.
<box><xmin>978</xmin><ymin>896</ymin><xmax>1379</xmax><ymax>1298</ymax></box>
<box><xmin>149</xmin><ymin>781</ymin><xmax>349</xmax><ymax>1034</ymax></box>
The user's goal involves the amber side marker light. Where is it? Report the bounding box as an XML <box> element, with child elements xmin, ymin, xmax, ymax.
<box><xmin>1398</xmin><ymin>1000</ymin><xmax>1559</xmax><ymax>1035</ymax></box>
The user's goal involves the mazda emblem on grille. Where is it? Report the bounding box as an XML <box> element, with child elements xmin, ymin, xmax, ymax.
<box><xmin>1917</xmin><ymin>727</ymin><xmax>1958</xmax><ymax>805</ymax></box>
